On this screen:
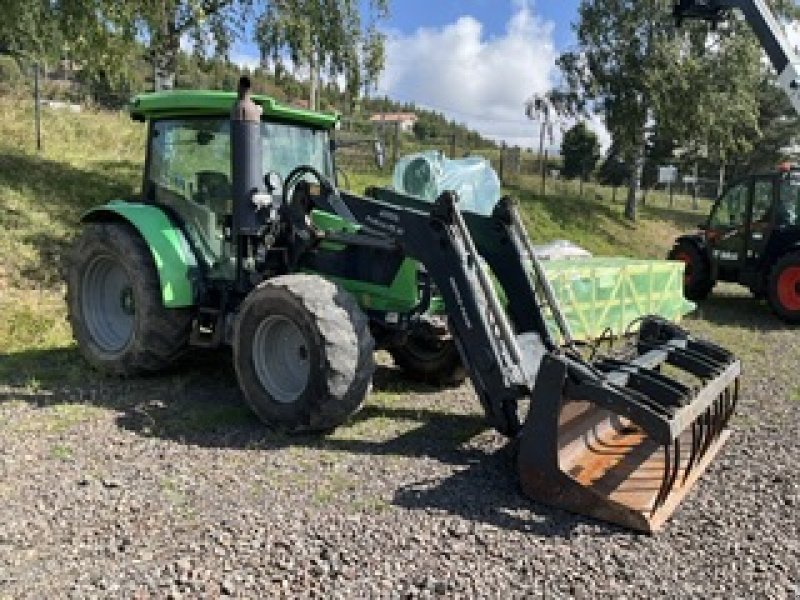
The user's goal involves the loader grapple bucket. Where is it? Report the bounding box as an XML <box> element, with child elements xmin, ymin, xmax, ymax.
<box><xmin>517</xmin><ymin>317</ymin><xmax>740</xmax><ymax>533</ymax></box>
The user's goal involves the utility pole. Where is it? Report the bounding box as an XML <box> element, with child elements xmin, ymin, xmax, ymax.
<box><xmin>34</xmin><ymin>62</ymin><xmax>41</xmax><ymax>152</ymax></box>
<box><xmin>393</xmin><ymin>121</ymin><xmax>400</xmax><ymax>168</ymax></box>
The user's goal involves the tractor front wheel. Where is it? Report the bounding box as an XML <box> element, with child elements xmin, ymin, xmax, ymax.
<box><xmin>233</xmin><ymin>274</ymin><xmax>375</xmax><ymax>433</ymax></box>
<box><xmin>768</xmin><ymin>251</ymin><xmax>800</xmax><ymax>323</ymax></box>
<box><xmin>668</xmin><ymin>240</ymin><xmax>714</xmax><ymax>302</ymax></box>
<box><xmin>66</xmin><ymin>221</ymin><xmax>192</xmax><ymax>375</ymax></box>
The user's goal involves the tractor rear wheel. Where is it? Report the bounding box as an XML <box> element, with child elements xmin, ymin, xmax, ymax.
<box><xmin>233</xmin><ymin>274</ymin><xmax>375</xmax><ymax>433</ymax></box>
<box><xmin>66</xmin><ymin>221</ymin><xmax>192</xmax><ymax>375</ymax></box>
<box><xmin>767</xmin><ymin>251</ymin><xmax>800</xmax><ymax>323</ymax></box>
<box><xmin>389</xmin><ymin>320</ymin><xmax>466</xmax><ymax>387</ymax></box>
<box><xmin>668</xmin><ymin>240</ymin><xmax>714</xmax><ymax>301</ymax></box>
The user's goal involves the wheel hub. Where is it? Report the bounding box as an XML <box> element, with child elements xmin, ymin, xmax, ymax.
<box><xmin>251</xmin><ymin>315</ymin><xmax>311</xmax><ymax>404</ymax></box>
<box><xmin>120</xmin><ymin>287</ymin><xmax>135</xmax><ymax>315</ymax></box>
<box><xmin>81</xmin><ymin>255</ymin><xmax>135</xmax><ymax>354</ymax></box>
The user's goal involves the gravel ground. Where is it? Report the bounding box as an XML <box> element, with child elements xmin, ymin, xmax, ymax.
<box><xmin>1</xmin><ymin>286</ymin><xmax>798</xmax><ymax>599</ymax></box>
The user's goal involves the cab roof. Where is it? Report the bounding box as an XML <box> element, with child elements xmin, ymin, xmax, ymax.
<box><xmin>129</xmin><ymin>90</ymin><xmax>338</xmax><ymax>130</ymax></box>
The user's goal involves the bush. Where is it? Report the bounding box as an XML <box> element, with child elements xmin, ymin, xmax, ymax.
<box><xmin>0</xmin><ymin>55</ymin><xmax>22</xmax><ymax>92</ymax></box>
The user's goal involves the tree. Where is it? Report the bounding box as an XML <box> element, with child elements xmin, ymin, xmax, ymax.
<box><xmin>122</xmin><ymin>1</ymin><xmax>251</xmax><ymax>91</ymax></box>
<box><xmin>729</xmin><ymin>77</ymin><xmax>800</xmax><ymax>178</ymax></box>
<box><xmin>561</xmin><ymin>122</ymin><xmax>600</xmax><ymax>180</ymax></box>
<box><xmin>558</xmin><ymin>0</ymin><xmax>799</xmax><ymax>221</ymax></box>
<box><xmin>256</xmin><ymin>0</ymin><xmax>388</xmax><ymax>111</ymax></box>
<box><xmin>0</xmin><ymin>1</ymin><xmax>251</xmax><ymax>92</ymax></box>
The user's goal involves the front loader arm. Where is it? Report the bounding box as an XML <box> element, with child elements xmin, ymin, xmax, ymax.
<box><xmin>341</xmin><ymin>189</ymin><xmax>530</xmax><ymax>434</ymax></box>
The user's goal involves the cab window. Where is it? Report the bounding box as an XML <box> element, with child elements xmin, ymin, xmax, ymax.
<box><xmin>752</xmin><ymin>179</ymin><xmax>773</xmax><ymax>224</ymax></box>
<box><xmin>148</xmin><ymin>119</ymin><xmax>231</xmax><ymax>265</ymax></box>
<box><xmin>778</xmin><ymin>177</ymin><xmax>800</xmax><ymax>227</ymax></box>
<box><xmin>710</xmin><ymin>183</ymin><xmax>748</xmax><ymax>229</ymax></box>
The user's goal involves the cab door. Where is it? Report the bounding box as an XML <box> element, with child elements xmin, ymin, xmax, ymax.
<box><xmin>706</xmin><ymin>179</ymin><xmax>750</xmax><ymax>281</ymax></box>
<box><xmin>744</xmin><ymin>175</ymin><xmax>775</xmax><ymax>277</ymax></box>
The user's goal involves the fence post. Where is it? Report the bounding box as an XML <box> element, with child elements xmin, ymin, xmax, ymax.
<box><xmin>34</xmin><ymin>62</ymin><xmax>41</xmax><ymax>152</ymax></box>
<box><xmin>499</xmin><ymin>142</ymin><xmax>506</xmax><ymax>185</ymax></box>
<box><xmin>541</xmin><ymin>150</ymin><xmax>548</xmax><ymax>195</ymax></box>
<box><xmin>393</xmin><ymin>121</ymin><xmax>399</xmax><ymax>168</ymax></box>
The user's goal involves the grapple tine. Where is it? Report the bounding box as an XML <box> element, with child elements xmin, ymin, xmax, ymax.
<box><xmin>653</xmin><ymin>438</ymin><xmax>683</xmax><ymax>513</ymax></box>
<box><xmin>670</xmin><ymin>438</ymin><xmax>682</xmax><ymax>503</ymax></box>
<box><xmin>684</xmin><ymin>421</ymin><xmax>699</xmax><ymax>483</ymax></box>
<box><xmin>653</xmin><ymin>443</ymin><xmax>673</xmax><ymax>514</ymax></box>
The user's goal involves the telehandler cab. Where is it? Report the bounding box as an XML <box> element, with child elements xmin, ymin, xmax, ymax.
<box><xmin>670</xmin><ymin>165</ymin><xmax>800</xmax><ymax>321</ymax></box>
<box><xmin>66</xmin><ymin>78</ymin><xmax>740</xmax><ymax>532</ymax></box>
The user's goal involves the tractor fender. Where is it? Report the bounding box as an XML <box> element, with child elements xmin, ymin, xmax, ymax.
<box><xmin>81</xmin><ymin>201</ymin><xmax>198</xmax><ymax>308</ymax></box>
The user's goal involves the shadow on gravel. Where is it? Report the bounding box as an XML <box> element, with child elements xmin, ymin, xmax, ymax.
<box><xmin>0</xmin><ymin>352</ymin><xmax>609</xmax><ymax>537</ymax></box>
<box><xmin>690</xmin><ymin>287</ymin><xmax>795</xmax><ymax>331</ymax></box>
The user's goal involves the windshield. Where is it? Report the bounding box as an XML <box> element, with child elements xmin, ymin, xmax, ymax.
<box><xmin>149</xmin><ymin>118</ymin><xmax>332</xmax><ymax>198</ymax></box>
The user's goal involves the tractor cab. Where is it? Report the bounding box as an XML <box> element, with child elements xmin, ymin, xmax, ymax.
<box><xmin>132</xmin><ymin>91</ymin><xmax>337</xmax><ymax>279</ymax></box>
<box><xmin>670</xmin><ymin>164</ymin><xmax>800</xmax><ymax>321</ymax></box>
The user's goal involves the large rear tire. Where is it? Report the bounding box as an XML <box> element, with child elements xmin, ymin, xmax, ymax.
<box><xmin>668</xmin><ymin>240</ymin><xmax>714</xmax><ymax>302</ymax></box>
<box><xmin>767</xmin><ymin>251</ymin><xmax>800</xmax><ymax>324</ymax></box>
<box><xmin>66</xmin><ymin>221</ymin><xmax>192</xmax><ymax>376</ymax></box>
<box><xmin>233</xmin><ymin>274</ymin><xmax>375</xmax><ymax>433</ymax></box>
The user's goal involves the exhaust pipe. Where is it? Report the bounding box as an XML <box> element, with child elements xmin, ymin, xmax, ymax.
<box><xmin>230</xmin><ymin>76</ymin><xmax>265</xmax><ymax>237</ymax></box>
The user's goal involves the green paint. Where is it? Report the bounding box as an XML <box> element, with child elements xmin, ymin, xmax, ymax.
<box><xmin>129</xmin><ymin>90</ymin><xmax>338</xmax><ymax>129</ymax></box>
<box><xmin>82</xmin><ymin>201</ymin><xmax>197</xmax><ymax>307</ymax></box>
<box><xmin>310</xmin><ymin>209</ymin><xmax>361</xmax><ymax>233</ymax></box>
<box><xmin>308</xmin><ymin>209</ymin><xmax>419</xmax><ymax>312</ymax></box>
<box><xmin>329</xmin><ymin>258</ymin><xmax>420</xmax><ymax>313</ymax></box>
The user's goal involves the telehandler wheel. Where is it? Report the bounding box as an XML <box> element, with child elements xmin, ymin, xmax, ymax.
<box><xmin>66</xmin><ymin>221</ymin><xmax>192</xmax><ymax>376</ymax></box>
<box><xmin>234</xmin><ymin>274</ymin><xmax>375</xmax><ymax>433</ymax></box>
<box><xmin>767</xmin><ymin>251</ymin><xmax>800</xmax><ymax>323</ymax></box>
<box><xmin>668</xmin><ymin>240</ymin><xmax>714</xmax><ymax>301</ymax></box>
<box><xmin>389</xmin><ymin>324</ymin><xmax>466</xmax><ymax>387</ymax></box>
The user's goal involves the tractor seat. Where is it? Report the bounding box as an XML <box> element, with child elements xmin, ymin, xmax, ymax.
<box><xmin>195</xmin><ymin>171</ymin><xmax>232</xmax><ymax>214</ymax></box>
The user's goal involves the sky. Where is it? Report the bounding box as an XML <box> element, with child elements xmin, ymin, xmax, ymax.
<box><xmin>231</xmin><ymin>0</ymin><xmax>589</xmax><ymax>150</ymax></box>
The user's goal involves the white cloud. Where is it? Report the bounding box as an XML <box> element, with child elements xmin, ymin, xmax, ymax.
<box><xmin>376</xmin><ymin>1</ymin><xmax>603</xmax><ymax>152</ymax></box>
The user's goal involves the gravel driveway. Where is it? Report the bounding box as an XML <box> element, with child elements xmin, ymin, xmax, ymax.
<box><xmin>1</xmin><ymin>285</ymin><xmax>798</xmax><ymax>599</ymax></box>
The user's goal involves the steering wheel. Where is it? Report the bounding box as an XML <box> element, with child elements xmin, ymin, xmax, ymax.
<box><xmin>282</xmin><ymin>164</ymin><xmax>334</xmax><ymax>209</ymax></box>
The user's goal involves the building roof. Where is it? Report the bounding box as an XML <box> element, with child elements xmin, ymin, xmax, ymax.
<box><xmin>128</xmin><ymin>90</ymin><xmax>338</xmax><ymax>129</ymax></box>
<box><xmin>369</xmin><ymin>112</ymin><xmax>418</xmax><ymax>123</ymax></box>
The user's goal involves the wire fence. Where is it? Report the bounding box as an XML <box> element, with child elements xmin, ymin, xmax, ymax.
<box><xmin>333</xmin><ymin>116</ymin><xmax>559</xmax><ymax>186</ymax></box>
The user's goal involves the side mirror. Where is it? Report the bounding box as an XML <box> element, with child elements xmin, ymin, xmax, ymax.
<box><xmin>264</xmin><ymin>171</ymin><xmax>284</xmax><ymax>197</ymax></box>
<box><xmin>374</xmin><ymin>140</ymin><xmax>386</xmax><ymax>170</ymax></box>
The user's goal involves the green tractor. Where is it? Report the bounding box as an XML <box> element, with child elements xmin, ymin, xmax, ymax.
<box><xmin>67</xmin><ymin>78</ymin><xmax>741</xmax><ymax>532</ymax></box>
